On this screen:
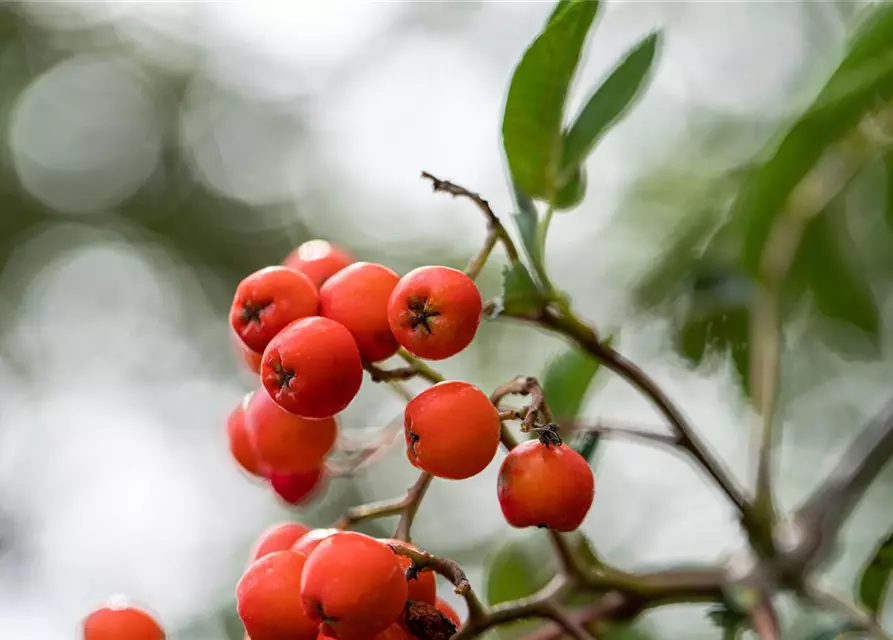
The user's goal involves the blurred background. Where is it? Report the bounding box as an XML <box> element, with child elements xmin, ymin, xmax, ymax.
<box><xmin>0</xmin><ymin>1</ymin><xmax>892</xmax><ymax>638</ymax></box>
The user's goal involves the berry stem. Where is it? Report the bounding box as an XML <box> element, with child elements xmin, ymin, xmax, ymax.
<box><xmin>421</xmin><ymin>171</ymin><xmax>521</xmax><ymax>270</ymax></box>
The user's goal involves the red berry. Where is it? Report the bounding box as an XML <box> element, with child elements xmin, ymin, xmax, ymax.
<box><xmin>436</xmin><ymin>598</ymin><xmax>461</xmax><ymax>627</ymax></box>
<box><xmin>270</xmin><ymin>467</ymin><xmax>326</xmax><ymax>506</ymax></box>
<box><xmin>232</xmin><ymin>330</ymin><xmax>263</xmax><ymax>374</ymax></box>
<box><xmin>381</xmin><ymin>539</ymin><xmax>436</xmax><ymax>605</ymax></box>
<box><xmin>403</xmin><ymin>381</ymin><xmax>501</xmax><ymax>480</ymax></box>
<box><xmin>230</xmin><ymin>266</ymin><xmax>319</xmax><ymax>354</ymax></box>
<box><xmin>319</xmin><ymin>262</ymin><xmax>401</xmax><ymax>363</ymax></box>
<box><xmin>301</xmin><ymin>531</ymin><xmax>408</xmax><ymax>639</ymax></box>
<box><xmin>244</xmin><ymin>388</ymin><xmax>338</xmax><ymax>474</ymax></box>
<box><xmin>83</xmin><ymin>602</ymin><xmax>165</xmax><ymax>640</ymax></box>
<box><xmin>284</xmin><ymin>240</ymin><xmax>355</xmax><ymax>289</ymax></box>
<box><xmin>227</xmin><ymin>394</ymin><xmax>264</xmax><ymax>478</ymax></box>
<box><xmin>252</xmin><ymin>523</ymin><xmax>312</xmax><ymax>562</ymax></box>
<box><xmin>291</xmin><ymin>528</ymin><xmax>339</xmax><ymax>556</ymax></box>
<box><xmin>261</xmin><ymin>317</ymin><xmax>363</xmax><ymax>419</ymax></box>
<box><xmin>497</xmin><ymin>439</ymin><xmax>594</xmax><ymax>532</ymax></box>
<box><xmin>317</xmin><ymin>624</ymin><xmax>409</xmax><ymax>640</ymax></box>
<box><xmin>237</xmin><ymin>551</ymin><xmax>318</xmax><ymax>640</ymax></box>
<box><xmin>387</xmin><ymin>266</ymin><xmax>482</xmax><ymax>361</ymax></box>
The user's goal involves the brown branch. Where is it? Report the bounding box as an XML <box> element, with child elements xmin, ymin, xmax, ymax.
<box><xmin>331</xmin><ymin>470</ymin><xmax>433</xmax><ymax>538</ymax></box>
<box><xmin>394</xmin><ymin>471</ymin><xmax>434</xmax><ymax>542</ymax></box>
<box><xmin>568</xmin><ymin>419</ymin><xmax>680</xmax><ymax>449</ymax></box>
<box><xmin>421</xmin><ymin>170</ymin><xmax>520</xmax><ymax>267</ymax></box>
<box><xmin>365</xmin><ymin>350</ymin><xmax>444</xmax><ymax>386</ymax></box>
<box><xmin>490</xmin><ymin>376</ymin><xmax>553</xmax><ymax>433</ymax></box>
<box><xmin>784</xmin><ymin>398</ymin><xmax>893</xmax><ymax>580</ymax></box>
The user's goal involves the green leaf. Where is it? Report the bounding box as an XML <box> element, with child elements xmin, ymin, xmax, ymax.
<box><xmin>572</xmin><ymin>430</ymin><xmax>601</xmax><ymax>462</ymax></box>
<box><xmin>546</xmin><ymin>0</ymin><xmax>572</xmax><ymax>25</ymax></box>
<box><xmin>559</xmin><ymin>31</ymin><xmax>661</xmax><ymax>179</ymax></box>
<box><xmin>736</xmin><ymin>2</ymin><xmax>893</xmax><ymax>275</ymax></box>
<box><xmin>884</xmin><ymin>151</ymin><xmax>893</xmax><ymax>230</ymax></box>
<box><xmin>497</xmin><ymin>263</ymin><xmax>544</xmax><ymax>316</ymax></box>
<box><xmin>797</xmin><ymin>206</ymin><xmax>880</xmax><ymax>352</ymax></box>
<box><xmin>502</xmin><ymin>0</ymin><xmax>600</xmax><ymax>200</ymax></box>
<box><xmin>510</xmin><ymin>181</ymin><xmax>550</xmax><ymax>288</ymax></box>
<box><xmin>541</xmin><ymin>340</ymin><xmax>609</xmax><ymax>422</ymax></box>
<box><xmin>485</xmin><ymin>534</ymin><xmax>558</xmax><ymax>606</ymax></box>
<box><xmin>857</xmin><ymin>527</ymin><xmax>893</xmax><ymax>618</ymax></box>
<box><xmin>553</xmin><ymin>165</ymin><xmax>587</xmax><ymax>211</ymax></box>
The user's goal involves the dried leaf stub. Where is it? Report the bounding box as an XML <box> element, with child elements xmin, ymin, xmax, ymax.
<box><xmin>404</xmin><ymin>601</ymin><xmax>457</xmax><ymax>640</ymax></box>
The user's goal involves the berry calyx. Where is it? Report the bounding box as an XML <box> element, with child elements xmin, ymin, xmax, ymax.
<box><xmin>319</xmin><ymin>262</ymin><xmax>401</xmax><ymax>363</ymax></box>
<box><xmin>237</xmin><ymin>551</ymin><xmax>318</xmax><ymax>640</ymax></box>
<box><xmin>230</xmin><ymin>266</ymin><xmax>319</xmax><ymax>355</ymax></box>
<box><xmin>251</xmin><ymin>522</ymin><xmax>312</xmax><ymax>561</ymax></box>
<box><xmin>260</xmin><ymin>317</ymin><xmax>363</xmax><ymax>419</ymax></box>
<box><xmin>301</xmin><ymin>531</ymin><xmax>408</xmax><ymax>639</ymax></box>
<box><xmin>270</xmin><ymin>468</ymin><xmax>326</xmax><ymax>506</ymax></box>
<box><xmin>497</xmin><ymin>434</ymin><xmax>595</xmax><ymax>532</ymax></box>
<box><xmin>283</xmin><ymin>240</ymin><xmax>354</xmax><ymax>288</ymax></box>
<box><xmin>381</xmin><ymin>539</ymin><xmax>436</xmax><ymax>605</ymax></box>
<box><xmin>387</xmin><ymin>266</ymin><xmax>482</xmax><ymax>361</ymax></box>
<box><xmin>83</xmin><ymin>602</ymin><xmax>165</xmax><ymax>640</ymax></box>
<box><xmin>244</xmin><ymin>388</ymin><xmax>338</xmax><ymax>474</ymax></box>
<box><xmin>403</xmin><ymin>381</ymin><xmax>501</xmax><ymax>480</ymax></box>
<box><xmin>227</xmin><ymin>394</ymin><xmax>264</xmax><ymax>478</ymax></box>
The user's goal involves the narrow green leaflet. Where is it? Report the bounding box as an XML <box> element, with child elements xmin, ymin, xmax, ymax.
<box><xmin>510</xmin><ymin>180</ymin><xmax>549</xmax><ymax>287</ymax></box>
<box><xmin>553</xmin><ymin>165</ymin><xmax>587</xmax><ymax>211</ymax></box>
<box><xmin>857</xmin><ymin>528</ymin><xmax>893</xmax><ymax>618</ymax></box>
<box><xmin>797</xmin><ymin>207</ymin><xmax>880</xmax><ymax>351</ymax></box>
<box><xmin>736</xmin><ymin>2</ymin><xmax>893</xmax><ymax>275</ymax></box>
<box><xmin>559</xmin><ymin>31</ymin><xmax>661</xmax><ymax>180</ymax></box>
<box><xmin>498</xmin><ymin>263</ymin><xmax>543</xmax><ymax>316</ymax></box>
<box><xmin>884</xmin><ymin>152</ymin><xmax>893</xmax><ymax>231</ymax></box>
<box><xmin>541</xmin><ymin>341</ymin><xmax>607</xmax><ymax>422</ymax></box>
<box><xmin>546</xmin><ymin>0</ymin><xmax>572</xmax><ymax>25</ymax></box>
<box><xmin>502</xmin><ymin>0</ymin><xmax>600</xmax><ymax>200</ymax></box>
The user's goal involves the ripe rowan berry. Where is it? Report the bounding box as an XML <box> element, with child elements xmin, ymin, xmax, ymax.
<box><xmin>381</xmin><ymin>539</ymin><xmax>436</xmax><ymax>605</ymax></box>
<box><xmin>244</xmin><ymin>388</ymin><xmax>338</xmax><ymax>474</ymax></box>
<box><xmin>301</xmin><ymin>531</ymin><xmax>408</xmax><ymax>639</ymax></box>
<box><xmin>270</xmin><ymin>467</ymin><xmax>326</xmax><ymax>506</ymax></box>
<box><xmin>227</xmin><ymin>394</ymin><xmax>264</xmax><ymax>478</ymax></box>
<box><xmin>436</xmin><ymin>598</ymin><xmax>461</xmax><ymax>627</ymax></box>
<box><xmin>261</xmin><ymin>317</ymin><xmax>363</xmax><ymax>419</ymax></box>
<box><xmin>252</xmin><ymin>522</ymin><xmax>312</xmax><ymax>561</ymax></box>
<box><xmin>387</xmin><ymin>266</ymin><xmax>482</xmax><ymax>361</ymax></box>
<box><xmin>237</xmin><ymin>550</ymin><xmax>318</xmax><ymax>640</ymax></box>
<box><xmin>284</xmin><ymin>240</ymin><xmax>355</xmax><ymax>288</ymax></box>
<box><xmin>82</xmin><ymin>602</ymin><xmax>165</xmax><ymax>640</ymax></box>
<box><xmin>230</xmin><ymin>266</ymin><xmax>319</xmax><ymax>355</ymax></box>
<box><xmin>403</xmin><ymin>381</ymin><xmax>501</xmax><ymax>480</ymax></box>
<box><xmin>319</xmin><ymin>262</ymin><xmax>401</xmax><ymax>363</ymax></box>
<box><xmin>317</xmin><ymin>624</ymin><xmax>409</xmax><ymax>640</ymax></box>
<box><xmin>497</xmin><ymin>434</ymin><xmax>595</xmax><ymax>532</ymax></box>
<box><xmin>232</xmin><ymin>330</ymin><xmax>263</xmax><ymax>374</ymax></box>
<box><xmin>291</xmin><ymin>528</ymin><xmax>339</xmax><ymax>556</ymax></box>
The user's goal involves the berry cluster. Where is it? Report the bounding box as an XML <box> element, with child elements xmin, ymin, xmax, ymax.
<box><xmin>80</xmin><ymin>233</ymin><xmax>596</xmax><ymax>639</ymax></box>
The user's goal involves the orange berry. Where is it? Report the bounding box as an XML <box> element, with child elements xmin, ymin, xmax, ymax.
<box><xmin>244</xmin><ymin>388</ymin><xmax>338</xmax><ymax>474</ymax></box>
<box><xmin>237</xmin><ymin>551</ymin><xmax>318</xmax><ymax>640</ymax></box>
<box><xmin>497</xmin><ymin>438</ymin><xmax>594</xmax><ymax>532</ymax></box>
<box><xmin>291</xmin><ymin>528</ymin><xmax>339</xmax><ymax>556</ymax></box>
<box><xmin>227</xmin><ymin>394</ymin><xmax>264</xmax><ymax>478</ymax></box>
<box><xmin>83</xmin><ymin>602</ymin><xmax>165</xmax><ymax>640</ymax></box>
<box><xmin>270</xmin><ymin>467</ymin><xmax>326</xmax><ymax>506</ymax></box>
<box><xmin>284</xmin><ymin>240</ymin><xmax>355</xmax><ymax>289</ymax></box>
<box><xmin>403</xmin><ymin>381</ymin><xmax>500</xmax><ymax>479</ymax></box>
<box><xmin>301</xmin><ymin>531</ymin><xmax>408</xmax><ymax>639</ymax></box>
<box><xmin>261</xmin><ymin>317</ymin><xmax>363</xmax><ymax>419</ymax></box>
<box><xmin>251</xmin><ymin>522</ymin><xmax>312</xmax><ymax>561</ymax></box>
<box><xmin>230</xmin><ymin>266</ymin><xmax>319</xmax><ymax>355</ymax></box>
<box><xmin>319</xmin><ymin>262</ymin><xmax>401</xmax><ymax>363</ymax></box>
<box><xmin>381</xmin><ymin>539</ymin><xmax>436</xmax><ymax>605</ymax></box>
<box><xmin>387</xmin><ymin>266</ymin><xmax>482</xmax><ymax>360</ymax></box>
<box><xmin>436</xmin><ymin>598</ymin><xmax>461</xmax><ymax>627</ymax></box>
<box><xmin>317</xmin><ymin>624</ymin><xmax>409</xmax><ymax>640</ymax></box>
